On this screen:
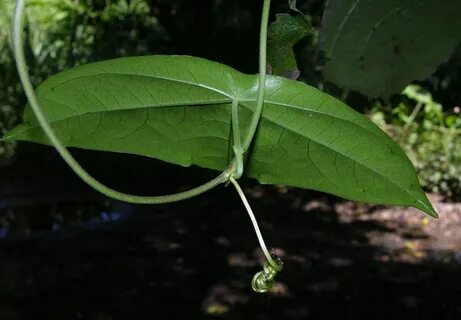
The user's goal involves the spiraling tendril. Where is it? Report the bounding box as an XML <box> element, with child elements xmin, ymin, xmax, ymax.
<box><xmin>252</xmin><ymin>254</ymin><xmax>283</xmax><ymax>293</ymax></box>
<box><xmin>229</xmin><ymin>178</ymin><xmax>283</xmax><ymax>293</ymax></box>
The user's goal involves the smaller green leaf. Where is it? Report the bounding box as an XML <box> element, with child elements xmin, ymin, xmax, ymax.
<box><xmin>268</xmin><ymin>13</ymin><xmax>312</xmax><ymax>79</ymax></box>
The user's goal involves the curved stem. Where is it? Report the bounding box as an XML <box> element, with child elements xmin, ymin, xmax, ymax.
<box><xmin>242</xmin><ymin>0</ymin><xmax>271</xmax><ymax>152</ymax></box>
<box><xmin>229</xmin><ymin>177</ymin><xmax>275</xmax><ymax>265</ymax></box>
<box><xmin>13</xmin><ymin>0</ymin><xmax>234</xmax><ymax>204</ymax></box>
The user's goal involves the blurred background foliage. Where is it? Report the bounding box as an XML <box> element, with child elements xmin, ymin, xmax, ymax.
<box><xmin>371</xmin><ymin>85</ymin><xmax>461</xmax><ymax>199</ymax></box>
<box><xmin>0</xmin><ymin>0</ymin><xmax>460</xmax><ymax>198</ymax></box>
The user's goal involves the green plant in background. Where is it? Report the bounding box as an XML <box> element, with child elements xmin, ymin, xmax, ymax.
<box><xmin>371</xmin><ymin>85</ymin><xmax>461</xmax><ymax>198</ymax></box>
<box><xmin>319</xmin><ymin>0</ymin><xmax>461</xmax><ymax>98</ymax></box>
<box><xmin>0</xmin><ymin>0</ymin><xmax>18</xmax><ymax>160</ymax></box>
<box><xmin>6</xmin><ymin>0</ymin><xmax>461</xmax><ymax>293</ymax></box>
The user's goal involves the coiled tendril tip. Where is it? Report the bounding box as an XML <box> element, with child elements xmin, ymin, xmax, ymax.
<box><xmin>251</xmin><ymin>254</ymin><xmax>283</xmax><ymax>293</ymax></box>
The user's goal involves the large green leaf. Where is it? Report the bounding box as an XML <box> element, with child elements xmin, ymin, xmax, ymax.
<box><xmin>319</xmin><ymin>0</ymin><xmax>461</xmax><ymax>98</ymax></box>
<box><xmin>3</xmin><ymin>55</ymin><xmax>436</xmax><ymax>216</ymax></box>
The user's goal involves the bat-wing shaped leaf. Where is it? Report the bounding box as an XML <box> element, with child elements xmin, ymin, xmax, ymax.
<box><xmin>3</xmin><ymin>55</ymin><xmax>437</xmax><ymax>217</ymax></box>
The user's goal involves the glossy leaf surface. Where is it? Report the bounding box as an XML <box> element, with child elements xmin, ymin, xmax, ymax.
<box><xmin>3</xmin><ymin>55</ymin><xmax>436</xmax><ymax>216</ymax></box>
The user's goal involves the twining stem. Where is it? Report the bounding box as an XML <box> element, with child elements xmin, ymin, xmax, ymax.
<box><xmin>229</xmin><ymin>177</ymin><xmax>274</xmax><ymax>264</ymax></box>
<box><xmin>230</xmin><ymin>0</ymin><xmax>270</xmax><ymax>183</ymax></box>
<box><xmin>12</xmin><ymin>0</ymin><xmax>234</xmax><ymax>204</ymax></box>
<box><xmin>242</xmin><ymin>0</ymin><xmax>271</xmax><ymax>152</ymax></box>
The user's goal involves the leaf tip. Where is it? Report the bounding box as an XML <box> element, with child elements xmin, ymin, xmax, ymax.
<box><xmin>1</xmin><ymin>125</ymin><xmax>27</xmax><ymax>143</ymax></box>
<box><xmin>1</xmin><ymin>133</ymin><xmax>14</xmax><ymax>143</ymax></box>
<box><xmin>415</xmin><ymin>198</ymin><xmax>438</xmax><ymax>219</ymax></box>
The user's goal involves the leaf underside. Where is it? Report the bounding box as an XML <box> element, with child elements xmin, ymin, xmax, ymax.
<box><xmin>3</xmin><ymin>55</ymin><xmax>436</xmax><ymax>217</ymax></box>
<box><xmin>319</xmin><ymin>0</ymin><xmax>461</xmax><ymax>98</ymax></box>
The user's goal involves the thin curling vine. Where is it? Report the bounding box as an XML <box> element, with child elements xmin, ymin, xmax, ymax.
<box><xmin>13</xmin><ymin>0</ymin><xmax>232</xmax><ymax>205</ymax></box>
<box><xmin>229</xmin><ymin>177</ymin><xmax>283</xmax><ymax>292</ymax></box>
<box><xmin>12</xmin><ymin>0</ymin><xmax>280</xmax><ymax>292</ymax></box>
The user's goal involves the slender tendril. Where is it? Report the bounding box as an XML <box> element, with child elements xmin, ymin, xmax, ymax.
<box><xmin>12</xmin><ymin>0</ymin><xmax>234</xmax><ymax>204</ymax></box>
<box><xmin>229</xmin><ymin>177</ymin><xmax>272</xmax><ymax>263</ymax></box>
<box><xmin>229</xmin><ymin>177</ymin><xmax>282</xmax><ymax>293</ymax></box>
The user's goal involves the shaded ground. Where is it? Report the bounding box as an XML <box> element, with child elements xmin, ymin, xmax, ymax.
<box><xmin>1</xmin><ymin>145</ymin><xmax>461</xmax><ymax>320</ymax></box>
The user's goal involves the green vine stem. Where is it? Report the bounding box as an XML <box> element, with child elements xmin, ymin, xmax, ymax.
<box><xmin>242</xmin><ymin>0</ymin><xmax>271</xmax><ymax>153</ymax></box>
<box><xmin>228</xmin><ymin>0</ymin><xmax>282</xmax><ymax>293</ymax></box>
<box><xmin>231</xmin><ymin>0</ymin><xmax>271</xmax><ymax>178</ymax></box>
<box><xmin>12</xmin><ymin>0</ymin><xmax>234</xmax><ymax>204</ymax></box>
<box><xmin>12</xmin><ymin>0</ymin><xmax>271</xmax><ymax>204</ymax></box>
<box><xmin>13</xmin><ymin>0</ymin><xmax>272</xmax><ymax>205</ymax></box>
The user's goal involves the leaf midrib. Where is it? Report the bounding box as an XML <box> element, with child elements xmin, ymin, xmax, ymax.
<box><xmin>46</xmin><ymin>72</ymin><xmax>236</xmax><ymax>100</ymax></box>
